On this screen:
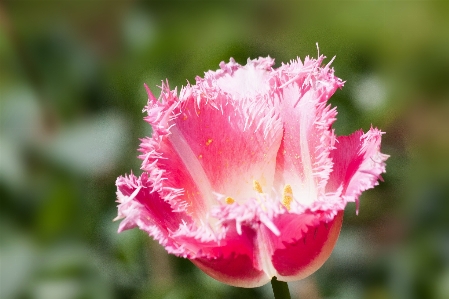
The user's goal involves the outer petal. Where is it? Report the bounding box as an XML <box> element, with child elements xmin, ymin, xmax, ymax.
<box><xmin>191</xmin><ymin>224</ymin><xmax>267</xmax><ymax>288</ymax></box>
<box><xmin>326</xmin><ymin>127</ymin><xmax>389</xmax><ymax>208</ymax></box>
<box><xmin>139</xmin><ymin>83</ymin><xmax>210</xmax><ymax>220</ymax></box>
<box><xmin>115</xmin><ymin>173</ymin><xmax>186</xmax><ymax>253</ymax></box>
<box><xmin>267</xmin><ymin>211</ymin><xmax>343</xmax><ymax>280</ymax></box>
<box><xmin>273</xmin><ymin>56</ymin><xmax>344</xmax><ymax>207</ymax></box>
<box><xmin>192</xmin><ymin>197</ymin><xmax>284</xmax><ymax>288</ymax></box>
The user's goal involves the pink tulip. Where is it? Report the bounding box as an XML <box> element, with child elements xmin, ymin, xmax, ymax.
<box><xmin>115</xmin><ymin>54</ymin><xmax>388</xmax><ymax>287</ymax></box>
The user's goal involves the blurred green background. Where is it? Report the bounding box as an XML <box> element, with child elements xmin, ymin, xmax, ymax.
<box><xmin>1</xmin><ymin>1</ymin><xmax>448</xmax><ymax>298</ymax></box>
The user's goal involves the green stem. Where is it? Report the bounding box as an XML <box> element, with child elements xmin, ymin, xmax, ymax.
<box><xmin>271</xmin><ymin>277</ymin><xmax>291</xmax><ymax>299</ymax></box>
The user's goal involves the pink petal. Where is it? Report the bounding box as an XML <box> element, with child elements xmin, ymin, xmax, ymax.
<box><xmin>268</xmin><ymin>211</ymin><xmax>343</xmax><ymax>280</ymax></box>
<box><xmin>273</xmin><ymin>56</ymin><xmax>344</xmax><ymax>207</ymax></box>
<box><xmin>214</xmin><ymin>57</ymin><xmax>274</xmax><ymax>99</ymax></box>
<box><xmin>140</xmin><ymin>58</ymin><xmax>283</xmax><ymax>223</ymax></box>
<box><xmin>326</xmin><ymin>127</ymin><xmax>389</xmax><ymax>210</ymax></box>
<box><xmin>115</xmin><ymin>173</ymin><xmax>185</xmax><ymax>252</ymax></box>
<box><xmin>191</xmin><ymin>224</ymin><xmax>267</xmax><ymax>288</ymax></box>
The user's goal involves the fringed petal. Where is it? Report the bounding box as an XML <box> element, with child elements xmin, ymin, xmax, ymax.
<box><xmin>115</xmin><ymin>173</ymin><xmax>186</xmax><ymax>252</ymax></box>
<box><xmin>183</xmin><ymin>57</ymin><xmax>284</xmax><ymax>202</ymax></box>
<box><xmin>273</xmin><ymin>55</ymin><xmax>344</xmax><ymax>207</ymax></box>
<box><xmin>142</xmin><ymin>58</ymin><xmax>283</xmax><ymax>216</ymax></box>
<box><xmin>326</xmin><ymin>127</ymin><xmax>389</xmax><ymax>211</ymax></box>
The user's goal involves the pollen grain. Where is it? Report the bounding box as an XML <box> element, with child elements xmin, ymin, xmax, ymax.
<box><xmin>282</xmin><ymin>184</ymin><xmax>293</xmax><ymax>210</ymax></box>
<box><xmin>225</xmin><ymin>197</ymin><xmax>235</xmax><ymax>204</ymax></box>
<box><xmin>253</xmin><ymin>180</ymin><xmax>263</xmax><ymax>194</ymax></box>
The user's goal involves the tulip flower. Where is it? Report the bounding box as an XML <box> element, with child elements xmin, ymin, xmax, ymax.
<box><xmin>115</xmin><ymin>53</ymin><xmax>388</xmax><ymax>289</ymax></box>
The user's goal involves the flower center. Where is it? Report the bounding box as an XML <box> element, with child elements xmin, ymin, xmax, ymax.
<box><xmin>223</xmin><ymin>180</ymin><xmax>294</xmax><ymax>212</ymax></box>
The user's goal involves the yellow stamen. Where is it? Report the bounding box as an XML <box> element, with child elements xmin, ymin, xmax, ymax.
<box><xmin>282</xmin><ymin>184</ymin><xmax>293</xmax><ymax>210</ymax></box>
<box><xmin>253</xmin><ymin>180</ymin><xmax>263</xmax><ymax>194</ymax></box>
<box><xmin>225</xmin><ymin>197</ymin><xmax>235</xmax><ymax>204</ymax></box>
<box><xmin>205</xmin><ymin>139</ymin><xmax>213</xmax><ymax>146</ymax></box>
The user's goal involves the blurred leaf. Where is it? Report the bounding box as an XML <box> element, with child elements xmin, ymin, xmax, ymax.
<box><xmin>43</xmin><ymin>111</ymin><xmax>130</xmax><ymax>177</ymax></box>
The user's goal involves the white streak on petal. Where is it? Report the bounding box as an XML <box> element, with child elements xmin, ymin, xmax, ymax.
<box><xmin>168</xmin><ymin>126</ymin><xmax>214</xmax><ymax>217</ymax></box>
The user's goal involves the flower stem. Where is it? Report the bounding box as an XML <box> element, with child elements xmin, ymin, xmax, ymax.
<box><xmin>271</xmin><ymin>277</ymin><xmax>291</xmax><ymax>299</ymax></box>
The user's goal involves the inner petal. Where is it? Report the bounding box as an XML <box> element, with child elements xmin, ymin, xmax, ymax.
<box><xmin>174</xmin><ymin>90</ymin><xmax>283</xmax><ymax>206</ymax></box>
<box><xmin>272</xmin><ymin>57</ymin><xmax>343</xmax><ymax>209</ymax></box>
<box><xmin>274</xmin><ymin>88</ymin><xmax>319</xmax><ymax>207</ymax></box>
